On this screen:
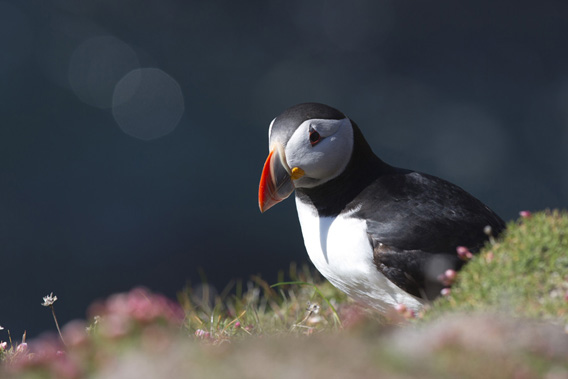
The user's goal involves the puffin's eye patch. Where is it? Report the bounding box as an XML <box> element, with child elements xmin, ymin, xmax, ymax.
<box><xmin>309</xmin><ymin>128</ymin><xmax>321</xmax><ymax>146</ymax></box>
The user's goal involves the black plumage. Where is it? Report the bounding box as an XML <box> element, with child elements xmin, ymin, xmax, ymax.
<box><xmin>295</xmin><ymin>112</ymin><xmax>505</xmax><ymax>300</ymax></box>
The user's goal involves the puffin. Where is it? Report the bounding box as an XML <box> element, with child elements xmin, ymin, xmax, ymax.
<box><xmin>258</xmin><ymin>103</ymin><xmax>505</xmax><ymax>313</ymax></box>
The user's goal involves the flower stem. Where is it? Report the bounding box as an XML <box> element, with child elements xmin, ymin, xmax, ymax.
<box><xmin>50</xmin><ymin>305</ymin><xmax>66</xmax><ymax>347</ymax></box>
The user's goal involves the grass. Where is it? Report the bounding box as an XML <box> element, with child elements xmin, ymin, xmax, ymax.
<box><xmin>179</xmin><ymin>263</ymin><xmax>350</xmax><ymax>340</ymax></box>
<box><xmin>427</xmin><ymin>209</ymin><xmax>568</xmax><ymax>322</ymax></box>
<box><xmin>1</xmin><ymin>210</ymin><xmax>567</xmax><ymax>378</ymax></box>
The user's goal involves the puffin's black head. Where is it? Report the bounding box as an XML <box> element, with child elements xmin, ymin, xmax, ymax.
<box><xmin>259</xmin><ymin>103</ymin><xmax>355</xmax><ymax>212</ymax></box>
<box><xmin>267</xmin><ymin>103</ymin><xmax>346</xmax><ymax>148</ymax></box>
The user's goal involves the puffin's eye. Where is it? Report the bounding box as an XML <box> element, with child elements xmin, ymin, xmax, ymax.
<box><xmin>309</xmin><ymin>130</ymin><xmax>321</xmax><ymax>146</ymax></box>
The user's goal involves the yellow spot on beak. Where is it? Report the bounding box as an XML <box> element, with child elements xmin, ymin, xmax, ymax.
<box><xmin>291</xmin><ymin>167</ymin><xmax>305</xmax><ymax>180</ymax></box>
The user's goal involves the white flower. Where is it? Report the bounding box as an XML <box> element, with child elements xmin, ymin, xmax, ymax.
<box><xmin>16</xmin><ymin>342</ymin><xmax>27</xmax><ymax>352</ymax></box>
<box><xmin>306</xmin><ymin>301</ymin><xmax>320</xmax><ymax>314</ymax></box>
<box><xmin>42</xmin><ymin>292</ymin><xmax>58</xmax><ymax>307</ymax></box>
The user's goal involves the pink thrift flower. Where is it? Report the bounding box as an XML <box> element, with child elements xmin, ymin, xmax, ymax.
<box><xmin>96</xmin><ymin>287</ymin><xmax>184</xmax><ymax>329</ymax></box>
<box><xmin>438</xmin><ymin>269</ymin><xmax>457</xmax><ymax>286</ymax></box>
<box><xmin>51</xmin><ymin>353</ymin><xmax>81</xmax><ymax>379</ymax></box>
<box><xmin>124</xmin><ymin>288</ymin><xmax>183</xmax><ymax>325</ymax></box>
<box><xmin>441</xmin><ymin>288</ymin><xmax>451</xmax><ymax>296</ymax></box>
<box><xmin>394</xmin><ymin>303</ymin><xmax>407</xmax><ymax>314</ymax></box>
<box><xmin>106</xmin><ymin>293</ymin><xmax>130</xmax><ymax>316</ymax></box>
<box><xmin>519</xmin><ymin>210</ymin><xmax>532</xmax><ymax>218</ymax></box>
<box><xmin>100</xmin><ymin>314</ymin><xmax>131</xmax><ymax>339</ymax></box>
<box><xmin>16</xmin><ymin>342</ymin><xmax>27</xmax><ymax>353</ymax></box>
<box><xmin>457</xmin><ymin>246</ymin><xmax>473</xmax><ymax>261</ymax></box>
<box><xmin>194</xmin><ymin>329</ymin><xmax>211</xmax><ymax>339</ymax></box>
<box><xmin>127</xmin><ymin>288</ymin><xmax>161</xmax><ymax>323</ymax></box>
<box><xmin>445</xmin><ymin>269</ymin><xmax>457</xmax><ymax>281</ymax></box>
<box><xmin>393</xmin><ymin>304</ymin><xmax>415</xmax><ymax>319</ymax></box>
<box><xmin>62</xmin><ymin>320</ymin><xmax>88</xmax><ymax>347</ymax></box>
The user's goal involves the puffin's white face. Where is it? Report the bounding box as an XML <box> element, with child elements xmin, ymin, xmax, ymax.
<box><xmin>283</xmin><ymin>118</ymin><xmax>354</xmax><ymax>188</ymax></box>
<box><xmin>259</xmin><ymin>107</ymin><xmax>354</xmax><ymax>213</ymax></box>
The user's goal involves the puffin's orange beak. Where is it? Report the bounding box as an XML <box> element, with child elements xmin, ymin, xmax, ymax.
<box><xmin>258</xmin><ymin>145</ymin><xmax>296</xmax><ymax>212</ymax></box>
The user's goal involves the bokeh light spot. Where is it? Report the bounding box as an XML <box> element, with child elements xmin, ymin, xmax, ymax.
<box><xmin>112</xmin><ymin>68</ymin><xmax>185</xmax><ymax>140</ymax></box>
<box><xmin>68</xmin><ymin>35</ymin><xmax>140</xmax><ymax>108</ymax></box>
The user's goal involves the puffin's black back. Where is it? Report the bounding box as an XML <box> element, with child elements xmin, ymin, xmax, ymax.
<box><xmin>295</xmin><ymin>115</ymin><xmax>506</xmax><ymax>300</ymax></box>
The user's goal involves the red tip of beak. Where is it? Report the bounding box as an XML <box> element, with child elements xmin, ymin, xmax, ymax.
<box><xmin>258</xmin><ymin>147</ymin><xmax>294</xmax><ymax>213</ymax></box>
<box><xmin>258</xmin><ymin>150</ymin><xmax>276</xmax><ymax>213</ymax></box>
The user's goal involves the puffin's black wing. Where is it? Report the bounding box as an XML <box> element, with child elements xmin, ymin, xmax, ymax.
<box><xmin>355</xmin><ymin>171</ymin><xmax>505</xmax><ymax>300</ymax></box>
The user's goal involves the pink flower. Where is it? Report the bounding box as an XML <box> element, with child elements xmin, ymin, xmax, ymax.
<box><xmin>89</xmin><ymin>287</ymin><xmax>184</xmax><ymax>332</ymax></box>
<box><xmin>62</xmin><ymin>320</ymin><xmax>88</xmax><ymax>347</ymax></box>
<box><xmin>394</xmin><ymin>303</ymin><xmax>407</xmax><ymax>314</ymax></box>
<box><xmin>441</xmin><ymin>288</ymin><xmax>451</xmax><ymax>296</ymax></box>
<box><xmin>0</xmin><ymin>341</ymin><xmax>7</xmax><ymax>351</ymax></box>
<box><xmin>99</xmin><ymin>314</ymin><xmax>131</xmax><ymax>339</ymax></box>
<box><xmin>127</xmin><ymin>288</ymin><xmax>161</xmax><ymax>323</ymax></box>
<box><xmin>519</xmin><ymin>210</ymin><xmax>532</xmax><ymax>219</ymax></box>
<box><xmin>16</xmin><ymin>342</ymin><xmax>27</xmax><ymax>353</ymax></box>
<box><xmin>393</xmin><ymin>303</ymin><xmax>416</xmax><ymax>319</ymax></box>
<box><xmin>437</xmin><ymin>269</ymin><xmax>457</xmax><ymax>286</ymax></box>
<box><xmin>445</xmin><ymin>269</ymin><xmax>457</xmax><ymax>281</ymax></box>
<box><xmin>194</xmin><ymin>329</ymin><xmax>211</xmax><ymax>339</ymax></box>
<box><xmin>457</xmin><ymin>246</ymin><xmax>473</xmax><ymax>261</ymax></box>
<box><xmin>51</xmin><ymin>354</ymin><xmax>81</xmax><ymax>379</ymax></box>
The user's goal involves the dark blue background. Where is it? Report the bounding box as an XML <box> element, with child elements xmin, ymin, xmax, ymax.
<box><xmin>1</xmin><ymin>0</ymin><xmax>567</xmax><ymax>337</ymax></box>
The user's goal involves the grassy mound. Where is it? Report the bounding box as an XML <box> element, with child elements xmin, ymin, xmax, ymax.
<box><xmin>179</xmin><ymin>264</ymin><xmax>350</xmax><ymax>339</ymax></box>
<box><xmin>427</xmin><ymin>209</ymin><xmax>568</xmax><ymax>322</ymax></box>
<box><xmin>2</xmin><ymin>210</ymin><xmax>567</xmax><ymax>378</ymax></box>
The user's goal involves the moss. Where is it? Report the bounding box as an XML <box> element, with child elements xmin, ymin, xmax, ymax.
<box><xmin>427</xmin><ymin>209</ymin><xmax>568</xmax><ymax>322</ymax></box>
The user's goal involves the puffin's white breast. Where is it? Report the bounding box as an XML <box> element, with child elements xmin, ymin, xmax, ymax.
<box><xmin>295</xmin><ymin>196</ymin><xmax>423</xmax><ymax>312</ymax></box>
